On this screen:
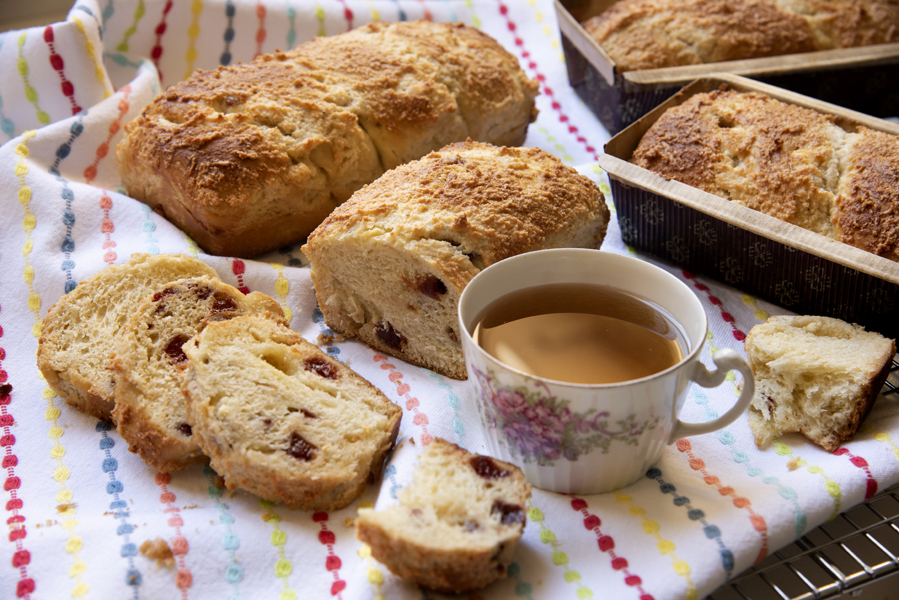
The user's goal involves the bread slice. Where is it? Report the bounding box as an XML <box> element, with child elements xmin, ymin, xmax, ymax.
<box><xmin>110</xmin><ymin>277</ymin><xmax>286</xmax><ymax>472</ymax></box>
<box><xmin>181</xmin><ymin>314</ymin><xmax>402</xmax><ymax>510</ymax></box>
<box><xmin>745</xmin><ymin>315</ymin><xmax>896</xmax><ymax>451</ymax></box>
<box><xmin>356</xmin><ymin>438</ymin><xmax>531</xmax><ymax>593</ymax></box>
<box><xmin>302</xmin><ymin>141</ymin><xmax>610</xmax><ymax>379</ymax></box>
<box><xmin>37</xmin><ymin>254</ymin><xmax>219</xmax><ymax>421</ymax></box>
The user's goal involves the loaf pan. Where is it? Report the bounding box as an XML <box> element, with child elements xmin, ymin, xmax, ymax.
<box><xmin>556</xmin><ymin>0</ymin><xmax>899</xmax><ymax>135</ymax></box>
<box><xmin>598</xmin><ymin>74</ymin><xmax>899</xmax><ymax>340</ymax></box>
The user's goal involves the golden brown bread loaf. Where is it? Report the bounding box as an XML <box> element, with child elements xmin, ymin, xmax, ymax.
<box><xmin>583</xmin><ymin>0</ymin><xmax>899</xmax><ymax>72</ymax></box>
<box><xmin>630</xmin><ymin>89</ymin><xmax>899</xmax><ymax>261</ymax></box>
<box><xmin>302</xmin><ymin>141</ymin><xmax>611</xmax><ymax>379</ymax></box>
<box><xmin>117</xmin><ymin>21</ymin><xmax>539</xmax><ymax>258</ymax></box>
<box><xmin>745</xmin><ymin>315</ymin><xmax>896</xmax><ymax>451</ymax></box>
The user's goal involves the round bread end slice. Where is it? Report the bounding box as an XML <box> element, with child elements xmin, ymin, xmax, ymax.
<box><xmin>182</xmin><ymin>315</ymin><xmax>402</xmax><ymax>511</ymax></box>
<box><xmin>356</xmin><ymin>438</ymin><xmax>532</xmax><ymax>593</ymax></box>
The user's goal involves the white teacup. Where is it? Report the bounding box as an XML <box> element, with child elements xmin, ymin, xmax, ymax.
<box><xmin>458</xmin><ymin>249</ymin><xmax>754</xmax><ymax>494</ymax></box>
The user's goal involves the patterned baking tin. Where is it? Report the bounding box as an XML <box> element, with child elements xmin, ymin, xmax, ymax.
<box><xmin>598</xmin><ymin>74</ymin><xmax>899</xmax><ymax>340</ymax></box>
<box><xmin>556</xmin><ymin>0</ymin><xmax>899</xmax><ymax>135</ymax></box>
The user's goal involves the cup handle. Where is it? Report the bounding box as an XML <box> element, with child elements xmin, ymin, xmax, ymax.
<box><xmin>667</xmin><ymin>348</ymin><xmax>755</xmax><ymax>444</ymax></box>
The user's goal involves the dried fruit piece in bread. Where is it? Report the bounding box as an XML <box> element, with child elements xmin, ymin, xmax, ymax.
<box><xmin>182</xmin><ymin>314</ymin><xmax>401</xmax><ymax>510</ymax></box>
<box><xmin>356</xmin><ymin>438</ymin><xmax>532</xmax><ymax>593</ymax></box>
<box><xmin>37</xmin><ymin>253</ymin><xmax>219</xmax><ymax>421</ymax></box>
<box><xmin>745</xmin><ymin>315</ymin><xmax>896</xmax><ymax>451</ymax></box>
<box><xmin>110</xmin><ymin>277</ymin><xmax>286</xmax><ymax>472</ymax></box>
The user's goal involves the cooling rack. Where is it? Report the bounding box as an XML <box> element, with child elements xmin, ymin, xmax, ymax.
<box><xmin>709</xmin><ymin>360</ymin><xmax>899</xmax><ymax>599</ymax></box>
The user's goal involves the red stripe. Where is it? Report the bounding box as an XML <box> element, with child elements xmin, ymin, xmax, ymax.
<box><xmin>1</xmin><ymin>347</ymin><xmax>35</xmax><ymax>599</ymax></box>
<box><xmin>151</xmin><ymin>1</ymin><xmax>174</xmax><ymax>81</ymax></box>
<box><xmin>254</xmin><ymin>1</ymin><xmax>266</xmax><ymax>58</ymax></box>
<box><xmin>832</xmin><ymin>448</ymin><xmax>879</xmax><ymax>499</ymax></box>
<box><xmin>155</xmin><ymin>472</ymin><xmax>193</xmax><ymax>598</ymax></box>
<box><xmin>569</xmin><ymin>498</ymin><xmax>653</xmax><ymax>599</ymax></box>
<box><xmin>43</xmin><ymin>27</ymin><xmax>82</xmax><ymax>115</ymax></box>
<box><xmin>494</xmin><ymin>2</ymin><xmax>598</xmax><ymax>159</ymax></box>
<box><xmin>682</xmin><ymin>272</ymin><xmax>746</xmax><ymax>342</ymax></box>
<box><xmin>372</xmin><ymin>354</ymin><xmax>432</xmax><ymax>445</ymax></box>
<box><xmin>312</xmin><ymin>512</ymin><xmax>346</xmax><ymax>598</ymax></box>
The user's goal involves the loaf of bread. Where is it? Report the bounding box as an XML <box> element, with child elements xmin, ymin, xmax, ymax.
<box><xmin>117</xmin><ymin>21</ymin><xmax>539</xmax><ymax>258</ymax></box>
<box><xmin>110</xmin><ymin>277</ymin><xmax>286</xmax><ymax>472</ymax></box>
<box><xmin>356</xmin><ymin>438</ymin><xmax>531</xmax><ymax>593</ymax></box>
<box><xmin>583</xmin><ymin>0</ymin><xmax>899</xmax><ymax>72</ymax></box>
<box><xmin>302</xmin><ymin>141</ymin><xmax>610</xmax><ymax>379</ymax></box>
<box><xmin>182</xmin><ymin>314</ymin><xmax>402</xmax><ymax>511</ymax></box>
<box><xmin>630</xmin><ymin>89</ymin><xmax>899</xmax><ymax>261</ymax></box>
<box><xmin>37</xmin><ymin>254</ymin><xmax>219</xmax><ymax>421</ymax></box>
<box><xmin>745</xmin><ymin>315</ymin><xmax>896</xmax><ymax>451</ymax></box>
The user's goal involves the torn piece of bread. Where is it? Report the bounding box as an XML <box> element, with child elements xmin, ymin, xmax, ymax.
<box><xmin>303</xmin><ymin>141</ymin><xmax>610</xmax><ymax>379</ymax></box>
<box><xmin>745</xmin><ymin>315</ymin><xmax>895</xmax><ymax>451</ymax></box>
<box><xmin>36</xmin><ymin>254</ymin><xmax>219</xmax><ymax>421</ymax></box>
<box><xmin>110</xmin><ymin>277</ymin><xmax>286</xmax><ymax>473</ymax></box>
<box><xmin>182</xmin><ymin>314</ymin><xmax>401</xmax><ymax>511</ymax></box>
<box><xmin>356</xmin><ymin>438</ymin><xmax>532</xmax><ymax>593</ymax></box>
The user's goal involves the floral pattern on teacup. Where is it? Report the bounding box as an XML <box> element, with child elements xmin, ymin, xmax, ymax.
<box><xmin>474</xmin><ymin>367</ymin><xmax>659</xmax><ymax>466</ymax></box>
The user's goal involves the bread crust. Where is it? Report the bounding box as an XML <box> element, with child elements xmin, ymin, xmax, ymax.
<box><xmin>303</xmin><ymin>141</ymin><xmax>610</xmax><ymax>379</ymax></box>
<box><xmin>117</xmin><ymin>21</ymin><xmax>539</xmax><ymax>258</ymax></box>
<box><xmin>583</xmin><ymin>0</ymin><xmax>899</xmax><ymax>72</ymax></box>
<box><xmin>631</xmin><ymin>89</ymin><xmax>899</xmax><ymax>261</ymax></box>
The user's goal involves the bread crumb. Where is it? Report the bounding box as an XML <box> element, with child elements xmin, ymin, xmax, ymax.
<box><xmin>317</xmin><ymin>332</ymin><xmax>346</xmax><ymax>346</ymax></box>
<box><xmin>139</xmin><ymin>538</ymin><xmax>175</xmax><ymax>567</ymax></box>
<box><xmin>409</xmin><ymin>437</ymin><xmax>415</xmax><ymax>445</ymax></box>
<box><xmin>786</xmin><ymin>457</ymin><xmax>804</xmax><ymax>471</ymax></box>
<box><xmin>345</xmin><ymin>517</ymin><xmax>356</xmax><ymax>528</ymax></box>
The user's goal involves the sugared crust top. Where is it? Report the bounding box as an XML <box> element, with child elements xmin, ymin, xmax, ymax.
<box><xmin>308</xmin><ymin>141</ymin><xmax>608</xmax><ymax>267</ymax></box>
<box><xmin>631</xmin><ymin>89</ymin><xmax>899</xmax><ymax>261</ymax></box>
<box><xmin>583</xmin><ymin>0</ymin><xmax>899</xmax><ymax>72</ymax></box>
<box><xmin>118</xmin><ymin>21</ymin><xmax>539</xmax><ymax>213</ymax></box>
<box><xmin>836</xmin><ymin>127</ymin><xmax>899</xmax><ymax>260</ymax></box>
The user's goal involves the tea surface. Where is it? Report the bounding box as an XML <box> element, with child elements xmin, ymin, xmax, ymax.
<box><xmin>473</xmin><ymin>283</ymin><xmax>686</xmax><ymax>384</ymax></box>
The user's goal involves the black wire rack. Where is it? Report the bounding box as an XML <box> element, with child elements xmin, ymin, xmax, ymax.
<box><xmin>710</xmin><ymin>360</ymin><xmax>899</xmax><ymax>600</ymax></box>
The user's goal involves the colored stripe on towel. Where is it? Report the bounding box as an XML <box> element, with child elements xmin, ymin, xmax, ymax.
<box><xmin>220</xmin><ymin>0</ymin><xmax>236</xmax><ymax>65</ymax></box>
<box><xmin>571</xmin><ymin>497</ymin><xmax>654</xmax><ymax>600</ymax></box>
<box><xmin>833</xmin><ymin>447</ymin><xmax>878</xmax><ymax>500</ymax></box>
<box><xmin>773</xmin><ymin>439</ymin><xmax>842</xmax><ymax>520</ymax></box>
<box><xmin>16</xmin><ymin>33</ymin><xmax>51</xmax><ymax>125</ymax></box>
<box><xmin>1</xmin><ymin>380</ymin><xmax>36</xmax><ymax>599</ymax></box>
<box><xmin>155</xmin><ymin>472</ymin><xmax>193</xmax><ymax>596</ymax></box>
<box><xmin>529</xmin><ymin>500</ymin><xmax>594</xmax><ymax>598</ymax></box>
<box><xmin>115</xmin><ymin>0</ymin><xmax>145</xmax><ymax>53</ymax></box>
<box><xmin>677</xmin><ymin>438</ymin><xmax>768</xmax><ymax>564</ymax></box>
<box><xmin>183</xmin><ymin>0</ymin><xmax>204</xmax><ymax>80</ymax></box>
<box><xmin>313</xmin><ymin>512</ymin><xmax>347</xmax><ymax>598</ymax></box>
<box><xmin>646</xmin><ymin>467</ymin><xmax>735</xmax><ymax>578</ymax></box>
<box><xmin>43</xmin><ymin>27</ymin><xmax>82</xmax><ymax>116</ymax></box>
<box><xmin>0</xmin><ymin>35</ymin><xmax>18</xmax><ymax>139</ymax></box>
<box><xmin>150</xmin><ymin>1</ymin><xmax>173</xmax><ymax>81</ymax></box>
<box><xmin>260</xmin><ymin>499</ymin><xmax>296</xmax><ymax>600</ymax></box>
<box><xmin>204</xmin><ymin>466</ymin><xmax>245</xmax><ymax>597</ymax></box>
<box><xmin>95</xmin><ymin>421</ymin><xmax>142</xmax><ymax>596</ymax></box>
<box><xmin>74</xmin><ymin>17</ymin><xmax>113</xmax><ymax>99</ymax></box>
<box><xmin>50</xmin><ymin>113</ymin><xmax>87</xmax><ymax>294</ymax></box>
<box><xmin>254</xmin><ymin>1</ymin><xmax>267</xmax><ymax>58</ymax></box>
<box><xmin>373</xmin><ymin>354</ymin><xmax>432</xmax><ymax>446</ymax></box>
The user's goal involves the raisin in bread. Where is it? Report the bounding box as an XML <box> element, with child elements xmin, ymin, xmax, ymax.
<box><xmin>110</xmin><ymin>277</ymin><xmax>286</xmax><ymax>472</ymax></box>
<box><xmin>37</xmin><ymin>254</ymin><xmax>219</xmax><ymax>421</ymax></box>
<box><xmin>117</xmin><ymin>21</ymin><xmax>539</xmax><ymax>258</ymax></box>
<box><xmin>302</xmin><ymin>141</ymin><xmax>610</xmax><ymax>379</ymax></box>
<box><xmin>745</xmin><ymin>315</ymin><xmax>896</xmax><ymax>451</ymax></box>
<box><xmin>181</xmin><ymin>314</ymin><xmax>402</xmax><ymax>510</ymax></box>
<box><xmin>356</xmin><ymin>438</ymin><xmax>532</xmax><ymax>593</ymax></box>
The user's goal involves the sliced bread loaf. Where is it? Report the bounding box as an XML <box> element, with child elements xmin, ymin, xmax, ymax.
<box><xmin>37</xmin><ymin>254</ymin><xmax>219</xmax><ymax>421</ymax></box>
<box><xmin>182</xmin><ymin>314</ymin><xmax>402</xmax><ymax>510</ymax></box>
<box><xmin>110</xmin><ymin>277</ymin><xmax>286</xmax><ymax>472</ymax></box>
<box><xmin>745</xmin><ymin>315</ymin><xmax>896</xmax><ymax>451</ymax></box>
<box><xmin>303</xmin><ymin>141</ymin><xmax>610</xmax><ymax>379</ymax></box>
<box><xmin>356</xmin><ymin>438</ymin><xmax>532</xmax><ymax>593</ymax></box>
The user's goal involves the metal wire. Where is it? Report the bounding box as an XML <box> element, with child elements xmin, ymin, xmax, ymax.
<box><xmin>710</xmin><ymin>369</ymin><xmax>899</xmax><ymax>599</ymax></box>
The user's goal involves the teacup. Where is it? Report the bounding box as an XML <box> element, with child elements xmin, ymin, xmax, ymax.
<box><xmin>458</xmin><ymin>249</ymin><xmax>754</xmax><ymax>494</ymax></box>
